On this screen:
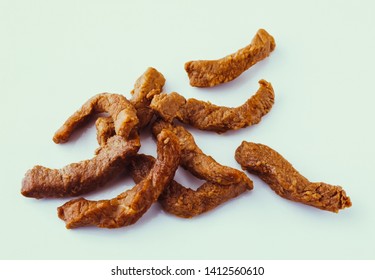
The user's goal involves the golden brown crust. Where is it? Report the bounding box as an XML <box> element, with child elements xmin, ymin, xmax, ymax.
<box><xmin>53</xmin><ymin>93</ymin><xmax>138</xmax><ymax>144</ymax></box>
<box><xmin>57</xmin><ymin>129</ymin><xmax>180</xmax><ymax>229</ymax></box>
<box><xmin>95</xmin><ymin>116</ymin><xmax>115</xmax><ymax>147</ymax></box>
<box><xmin>130</xmin><ymin>67</ymin><xmax>166</xmax><ymax>128</ymax></box>
<box><xmin>159</xmin><ymin>181</ymin><xmax>248</xmax><ymax>218</ymax></box>
<box><xmin>150</xmin><ymin>80</ymin><xmax>274</xmax><ymax>133</ymax></box>
<box><xmin>185</xmin><ymin>29</ymin><xmax>276</xmax><ymax>87</ymax></box>
<box><xmin>94</xmin><ymin>68</ymin><xmax>166</xmax><ymax>147</ymax></box>
<box><xmin>21</xmin><ymin>136</ymin><xmax>140</xmax><ymax>199</ymax></box>
<box><xmin>152</xmin><ymin>120</ymin><xmax>252</xmax><ymax>185</ymax></box>
<box><xmin>129</xmin><ymin>154</ymin><xmax>251</xmax><ymax>219</ymax></box>
<box><xmin>130</xmin><ymin>120</ymin><xmax>253</xmax><ymax>218</ymax></box>
<box><xmin>235</xmin><ymin>141</ymin><xmax>352</xmax><ymax>212</ymax></box>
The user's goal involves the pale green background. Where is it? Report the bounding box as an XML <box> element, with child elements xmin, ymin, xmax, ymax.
<box><xmin>1</xmin><ymin>0</ymin><xmax>374</xmax><ymax>259</ymax></box>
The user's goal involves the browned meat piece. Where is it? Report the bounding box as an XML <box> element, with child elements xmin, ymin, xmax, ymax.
<box><xmin>138</xmin><ymin>120</ymin><xmax>253</xmax><ymax>218</ymax></box>
<box><xmin>57</xmin><ymin>129</ymin><xmax>180</xmax><ymax>229</ymax></box>
<box><xmin>152</xmin><ymin>120</ymin><xmax>252</xmax><ymax>185</ymax></box>
<box><xmin>130</xmin><ymin>67</ymin><xmax>166</xmax><ymax>128</ymax></box>
<box><xmin>185</xmin><ymin>29</ymin><xmax>276</xmax><ymax>87</ymax></box>
<box><xmin>160</xmin><ymin>181</ymin><xmax>249</xmax><ymax>218</ymax></box>
<box><xmin>94</xmin><ymin>67</ymin><xmax>166</xmax><ymax>147</ymax></box>
<box><xmin>235</xmin><ymin>141</ymin><xmax>352</xmax><ymax>212</ymax></box>
<box><xmin>21</xmin><ymin>136</ymin><xmax>140</xmax><ymax>198</ymax></box>
<box><xmin>150</xmin><ymin>80</ymin><xmax>274</xmax><ymax>133</ymax></box>
<box><xmin>95</xmin><ymin>116</ymin><xmax>115</xmax><ymax>147</ymax></box>
<box><xmin>130</xmin><ymin>154</ymin><xmax>252</xmax><ymax>219</ymax></box>
<box><xmin>53</xmin><ymin>93</ymin><xmax>138</xmax><ymax>144</ymax></box>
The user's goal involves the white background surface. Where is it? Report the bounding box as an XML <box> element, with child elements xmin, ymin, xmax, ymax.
<box><xmin>1</xmin><ymin>0</ymin><xmax>374</xmax><ymax>260</ymax></box>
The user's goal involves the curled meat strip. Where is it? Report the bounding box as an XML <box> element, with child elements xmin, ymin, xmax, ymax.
<box><xmin>22</xmin><ymin>92</ymin><xmax>141</xmax><ymax>199</ymax></box>
<box><xmin>21</xmin><ymin>136</ymin><xmax>140</xmax><ymax>198</ymax></box>
<box><xmin>130</xmin><ymin>155</ymin><xmax>251</xmax><ymax>219</ymax></box>
<box><xmin>150</xmin><ymin>79</ymin><xmax>274</xmax><ymax>133</ymax></box>
<box><xmin>95</xmin><ymin>67</ymin><xmax>166</xmax><ymax>147</ymax></box>
<box><xmin>235</xmin><ymin>141</ymin><xmax>352</xmax><ymax>212</ymax></box>
<box><xmin>57</xmin><ymin>129</ymin><xmax>180</xmax><ymax>229</ymax></box>
<box><xmin>53</xmin><ymin>93</ymin><xmax>138</xmax><ymax>144</ymax></box>
<box><xmin>152</xmin><ymin>120</ymin><xmax>252</xmax><ymax>185</ymax></box>
<box><xmin>185</xmin><ymin>29</ymin><xmax>276</xmax><ymax>87</ymax></box>
<box><xmin>130</xmin><ymin>67</ymin><xmax>166</xmax><ymax>128</ymax></box>
<box><xmin>95</xmin><ymin>116</ymin><xmax>115</xmax><ymax>147</ymax></box>
<box><xmin>141</xmin><ymin>120</ymin><xmax>253</xmax><ymax>218</ymax></box>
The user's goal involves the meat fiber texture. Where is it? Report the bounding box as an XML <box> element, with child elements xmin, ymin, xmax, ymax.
<box><xmin>148</xmin><ymin>121</ymin><xmax>253</xmax><ymax>218</ymax></box>
<box><xmin>57</xmin><ymin>129</ymin><xmax>180</xmax><ymax>228</ymax></box>
<box><xmin>185</xmin><ymin>29</ymin><xmax>276</xmax><ymax>87</ymax></box>
<box><xmin>235</xmin><ymin>141</ymin><xmax>352</xmax><ymax>212</ymax></box>
<box><xmin>21</xmin><ymin>136</ymin><xmax>140</xmax><ymax>198</ymax></box>
<box><xmin>150</xmin><ymin>80</ymin><xmax>274</xmax><ymax>133</ymax></box>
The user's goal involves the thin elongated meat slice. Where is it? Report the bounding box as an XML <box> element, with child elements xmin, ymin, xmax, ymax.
<box><xmin>93</xmin><ymin>118</ymin><xmax>252</xmax><ymax>218</ymax></box>
<box><xmin>53</xmin><ymin>93</ymin><xmax>138</xmax><ymax>144</ymax></box>
<box><xmin>160</xmin><ymin>181</ymin><xmax>249</xmax><ymax>218</ymax></box>
<box><xmin>152</xmin><ymin>120</ymin><xmax>252</xmax><ymax>185</ymax></box>
<box><xmin>235</xmin><ymin>141</ymin><xmax>352</xmax><ymax>212</ymax></box>
<box><xmin>130</xmin><ymin>154</ymin><xmax>252</xmax><ymax>219</ymax></box>
<box><xmin>21</xmin><ymin>136</ymin><xmax>140</xmax><ymax>198</ymax></box>
<box><xmin>137</xmin><ymin>120</ymin><xmax>253</xmax><ymax>218</ymax></box>
<box><xmin>57</xmin><ymin>129</ymin><xmax>180</xmax><ymax>229</ymax></box>
<box><xmin>130</xmin><ymin>67</ymin><xmax>166</xmax><ymax>128</ymax></box>
<box><xmin>185</xmin><ymin>29</ymin><xmax>275</xmax><ymax>87</ymax></box>
<box><xmin>150</xmin><ymin>80</ymin><xmax>274</xmax><ymax>133</ymax></box>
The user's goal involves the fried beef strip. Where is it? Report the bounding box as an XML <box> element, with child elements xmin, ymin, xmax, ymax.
<box><xmin>57</xmin><ymin>129</ymin><xmax>180</xmax><ymax>229</ymax></box>
<box><xmin>235</xmin><ymin>141</ymin><xmax>352</xmax><ymax>212</ymax></box>
<box><xmin>95</xmin><ymin>116</ymin><xmax>115</xmax><ymax>147</ymax></box>
<box><xmin>130</xmin><ymin>67</ymin><xmax>166</xmax><ymax>128</ymax></box>
<box><xmin>129</xmin><ymin>154</ymin><xmax>251</xmax><ymax>219</ymax></box>
<box><xmin>153</xmin><ymin>120</ymin><xmax>252</xmax><ymax>185</ymax></box>
<box><xmin>150</xmin><ymin>79</ymin><xmax>274</xmax><ymax>133</ymax></box>
<box><xmin>95</xmin><ymin>67</ymin><xmax>166</xmax><ymax>147</ymax></box>
<box><xmin>137</xmin><ymin>120</ymin><xmax>253</xmax><ymax>218</ymax></box>
<box><xmin>185</xmin><ymin>29</ymin><xmax>275</xmax><ymax>87</ymax></box>
<box><xmin>53</xmin><ymin>93</ymin><xmax>138</xmax><ymax>144</ymax></box>
<box><xmin>21</xmin><ymin>136</ymin><xmax>140</xmax><ymax>198</ymax></box>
